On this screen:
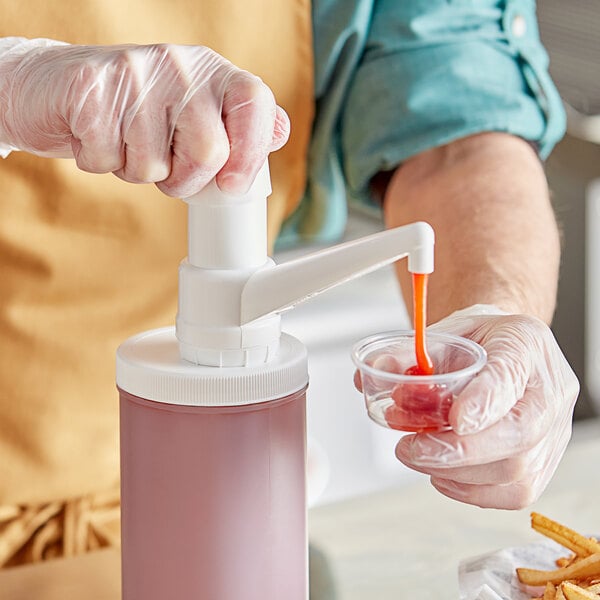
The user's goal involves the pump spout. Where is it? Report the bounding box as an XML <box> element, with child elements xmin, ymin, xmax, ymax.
<box><xmin>240</xmin><ymin>221</ymin><xmax>434</xmax><ymax>325</ymax></box>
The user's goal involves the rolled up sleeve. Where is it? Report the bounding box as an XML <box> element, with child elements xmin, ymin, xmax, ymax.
<box><xmin>277</xmin><ymin>0</ymin><xmax>565</xmax><ymax>248</ymax></box>
<box><xmin>341</xmin><ymin>0</ymin><xmax>565</xmax><ymax>205</ymax></box>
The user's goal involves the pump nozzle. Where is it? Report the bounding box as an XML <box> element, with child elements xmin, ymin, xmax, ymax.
<box><xmin>240</xmin><ymin>222</ymin><xmax>434</xmax><ymax>324</ymax></box>
<box><xmin>177</xmin><ymin>162</ymin><xmax>434</xmax><ymax>367</ymax></box>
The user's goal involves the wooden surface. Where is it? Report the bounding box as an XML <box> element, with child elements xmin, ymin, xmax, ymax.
<box><xmin>2</xmin><ymin>418</ymin><xmax>599</xmax><ymax>600</ymax></box>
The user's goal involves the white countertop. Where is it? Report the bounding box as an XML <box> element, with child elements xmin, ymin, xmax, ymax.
<box><xmin>308</xmin><ymin>417</ymin><xmax>600</xmax><ymax>599</ymax></box>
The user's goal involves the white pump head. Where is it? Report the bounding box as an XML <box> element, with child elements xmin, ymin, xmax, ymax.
<box><xmin>176</xmin><ymin>162</ymin><xmax>434</xmax><ymax>368</ymax></box>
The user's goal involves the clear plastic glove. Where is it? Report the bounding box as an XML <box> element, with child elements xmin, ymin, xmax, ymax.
<box><xmin>394</xmin><ymin>305</ymin><xmax>580</xmax><ymax>510</ymax></box>
<box><xmin>0</xmin><ymin>37</ymin><xmax>289</xmax><ymax>197</ymax></box>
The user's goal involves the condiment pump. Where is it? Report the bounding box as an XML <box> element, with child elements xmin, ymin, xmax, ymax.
<box><xmin>116</xmin><ymin>162</ymin><xmax>434</xmax><ymax>600</ymax></box>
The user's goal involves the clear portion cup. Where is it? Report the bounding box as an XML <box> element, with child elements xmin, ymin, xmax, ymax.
<box><xmin>351</xmin><ymin>331</ymin><xmax>487</xmax><ymax>433</ymax></box>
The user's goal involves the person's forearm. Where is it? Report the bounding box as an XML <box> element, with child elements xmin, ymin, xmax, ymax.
<box><xmin>384</xmin><ymin>132</ymin><xmax>560</xmax><ymax>325</ymax></box>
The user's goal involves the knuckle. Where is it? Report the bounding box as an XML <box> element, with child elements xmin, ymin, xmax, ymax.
<box><xmin>74</xmin><ymin>147</ymin><xmax>123</xmax><ymax>174</ymax></box>
<box><xmin>567</xmin><ymin>371</ymin><xmax>581</xmax><ymax>398</ymax></box>
<box><xmin>104</xmin><ymin>48</ymin><xmax>132</xmax><ymax>77</ymax></box>
<box><xmin>510</xmin><ymin>314</ymin><xmax>547</xmax><ymax>338</ymax></box>
<box><xmin>191</xmin><ymin>137</ymin><xmax>229</xmax><ymax>172</ymax></box>
<box><xmin>228</xmin><ymin>72</ymin><xmax>275</xmax><ymax>110</ymax></box>
<box><xmin>160</xmin><ymin>140</ymin><xmax>229</xmax><ymax>198</ymax></box>
<box><xmin>156</xmin><ymin>174</ymin><xmax>199</xmax><ymax>198</ymax></box>
<box><xmin>530</xmin><ymin>317</ymin><xmax>551</xmax><ymax>339</ymax></box>
<box><xmin>123</xmin><ymin>161</ymin><xmax>171</xmax><ymax>184</ymax></box>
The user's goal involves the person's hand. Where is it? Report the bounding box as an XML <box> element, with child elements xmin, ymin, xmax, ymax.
<box><xmin>394</xmin><ymin>305</ymin><xmax>580</xmax><ymax>509</ymax></box>
<box><xmin>0</xmin><ymin>38</ymin><xmax>289</xmax><ymax>197</ymax></box>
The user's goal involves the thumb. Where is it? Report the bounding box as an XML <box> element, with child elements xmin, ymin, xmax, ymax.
<box><xmin>216</xmin><ymin>72</ymin><xmax>289</xmax><ymax>194</ymax></box>
<box><xmin>449</xmin><ymin>327</ymin><xmax>531</xmax><ymax>435</ymax></box>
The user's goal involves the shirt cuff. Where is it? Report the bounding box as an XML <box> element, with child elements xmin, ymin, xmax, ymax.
<box><xmin>340</xmin><ymin>0</ymin><xmax>566</xmax><ymax>207</ymax></box>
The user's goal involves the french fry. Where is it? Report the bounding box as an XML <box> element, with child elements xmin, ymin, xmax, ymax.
<box><xmin>561</xmin><ymin>581</ymin><xmax>600</xmax><ymax>600</ymax></box>
<box><xmin>517</xmin><ymin>514</ymin><xmax>600</xmax><ymax>600</ymax></box>
<box><xmin>543</xmin><ymin>582</ymin><xmax>557</xmax><ymax>600</ymax></box>
<box><xmin>557</xmin><ymin>556</ymin><xmax>579</xmax><ymax>569</ymax></box>
<box><xmin>532</xmin><ymin>513</ymin><xmax>600</xmax><ymax>558</ymax></box>
<box><xmin>517</xmin><ymin>553</ymin><xmax>600</xmax><ymax>587</ymax></box>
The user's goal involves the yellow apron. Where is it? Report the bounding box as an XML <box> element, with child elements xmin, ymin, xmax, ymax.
<box><xmin>0</xmin><ymin>0</ymin><xmax>313</xmax><ymax>566</ymax></box>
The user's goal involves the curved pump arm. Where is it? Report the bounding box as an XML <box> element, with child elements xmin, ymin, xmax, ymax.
<box><xmin>240</xmin><ymin>221</ymin><xmax>434</xmax><ymax>325</ymax></box>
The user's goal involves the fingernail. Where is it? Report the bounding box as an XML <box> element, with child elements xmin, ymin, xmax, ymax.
<box><xmin>216</xmin><ymin>172</ymin><xmax>250</xmax><ymax>195</ymax></box>
<box><xmin>140</xmin><ymin>159</ymin><xmax>170</xmax><ymax>183</ymax></box>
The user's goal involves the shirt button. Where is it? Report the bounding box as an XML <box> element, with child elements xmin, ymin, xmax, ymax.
<box><xmin>511</xmin><ymin>14</ymin><xmax>527</xmax><ymax>38</ymax></box>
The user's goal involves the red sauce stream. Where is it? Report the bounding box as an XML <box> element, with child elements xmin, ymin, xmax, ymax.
<box><xmin>411</xmin><ymin>273</ymin><xmax>434</xmax><ymax>375</ymax></box>
<box><xmin>383</xmin><ymin>273</ymin><xmax>449</xmax><ymax>432</ymax></box>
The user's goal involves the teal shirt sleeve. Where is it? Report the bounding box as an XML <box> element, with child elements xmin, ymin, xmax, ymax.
<box><xmin>276</xmin><ymin>0</ymin><xmax>566</xmax><ymax>250</ymax></box>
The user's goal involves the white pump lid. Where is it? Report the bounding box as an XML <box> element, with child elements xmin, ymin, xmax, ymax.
<box><xmin>176</xmin><ymin>161</ymin><xmax>434</xmax><ymax>368</ymax></box>
<box><xmin>176</xmin><ymin>163</ymin><xmax>279</xmax><ymax>367</ymax></box>
<box><xmin>117</xmin><ymin>329</ymin><xmax>308</xmax><ymax>406</ymax></box>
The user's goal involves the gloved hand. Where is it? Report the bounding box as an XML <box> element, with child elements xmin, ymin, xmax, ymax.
<box><xmin>0</xmin><ymin>38</ymin><xmax>289</xmax><ymax>197</ymax></box>
<box><xmin>394</xmin><ymin>305</ymin><xmax>580</xmax><ymax>510</ymax></box>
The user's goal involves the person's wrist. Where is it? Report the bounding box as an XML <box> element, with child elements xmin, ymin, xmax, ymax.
<box><xmin>432</xmin><ymin>304</ymin><xmax>509</xmax><ymax>323</ymax></box>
